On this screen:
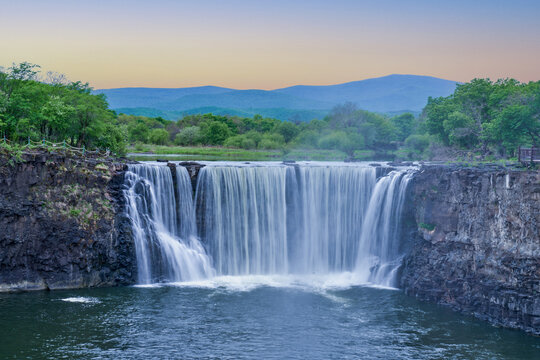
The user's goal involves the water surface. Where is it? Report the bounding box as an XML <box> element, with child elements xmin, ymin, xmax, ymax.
<box><xmin>1</xmin><ymin>280</ymin><xmax>538</xmax><ymax>359</ymax></box>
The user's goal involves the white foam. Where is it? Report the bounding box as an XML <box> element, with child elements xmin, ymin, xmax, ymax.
<box><xmin>166</xmin><ymin>272</ymin><xmax>399</xmax><ymax>293</ymax></box>
<box><xmin>133</xmin><ymin>283</ymin><xmax>164</xmax><ymax>288</ymax></box>
<box><xmin>60</xmin><ymin>297</ymin><xmax>100</xmax><ymax>304</ymax></box>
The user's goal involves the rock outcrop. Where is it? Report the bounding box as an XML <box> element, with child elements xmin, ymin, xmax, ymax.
<box><xmin>0</xmin><ymin>151</ymin><xmax>136</xmax><ymax>291</ymax></box>
<box><xmin>401</xmin><ymin>165</ymin><xmax>540</xmax><ymax>335</ymax></box>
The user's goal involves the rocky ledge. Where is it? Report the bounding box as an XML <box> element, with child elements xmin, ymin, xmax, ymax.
<box><xmin>0</xmin><ymin>151</ymin><xmax>136</xmax><ymax>291</ymax></box>
<box><xmin>401</xmin><ymin>164</ymin><xmax>540</xmax><ymax>335</ymax></box>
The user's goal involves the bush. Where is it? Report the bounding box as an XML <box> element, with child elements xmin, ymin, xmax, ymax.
<box><xmin>200</xmin><ymin>121</ymin><xmax>231</xmax><ymax>145</ymax></box>
<box><xmin>258</xmin><ymin>138</ymin><xmax>281</xmax><ymax>149</ymax></box>
<box><xmin>148</xmin><ymin>128</ymin><xmax>170</xmax><ymax>145</ymax></box>
<box><xmin>294</xmin><ymin>130</ymin><xmax>319</xmax><ymax>148</ymax></box>
<box><xmin>175</xmin><ymin>126</ymin><xmax>201</xmax><ymax>146</ymax></box>
<box><xmin>276</xmin><ymin>121</ymin><xmax>299</xmax><ymax>142</ymax></box>
<box><xmin>224</xmin><ymin>135</ymin><xmax>256</xmax><ymax>149</ymax></box>
<box><xmin>318</xmin><ymin>131</ymin><xmax>364</xmax><ymax>156</ymax></box>
<box><xmin>404</xmin><ymin>134</ymin><xmax>431</xmax><ymax>153</ymax></box>
<box><xmin>258</xmin><ymin>133</ymin><xmax>284</xmax><ymax>150</ymax></box>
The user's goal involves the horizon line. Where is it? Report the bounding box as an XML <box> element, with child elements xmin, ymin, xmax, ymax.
<box><xmin>93</xmin><ymin>74</ymin><xmax>459</xmax><ymax>91</ymax></box>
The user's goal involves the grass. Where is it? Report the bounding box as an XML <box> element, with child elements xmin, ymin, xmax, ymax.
<box><xmin>128</xmin><ymin>144</ymin><xmax>351</xmax><ymax>161</ymax></box>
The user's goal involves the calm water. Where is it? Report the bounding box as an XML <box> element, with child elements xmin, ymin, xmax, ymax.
<box><xmin>1</xmin><ymin>277</ymin><xmax>538</xmax><ymax>359</ymax></box>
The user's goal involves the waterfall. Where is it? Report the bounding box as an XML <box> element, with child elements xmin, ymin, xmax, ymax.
<box><xmin>124</xmin><ymin>164</ymin><xmax>214</xmax><ymax>284</ymax></box>
<box><xmin>125</xmin><ymin>162</ymin><xmax>413</xmax><ymax>287</ymax></box>
<box><xmin>195</xmin><ymin>166</ymin><xmax>289</xmax><ymax>275</ymax></box>
<box><xmin>355</xmin><ymin>170</ymin><xmax>413</xmax><ymax>287</ymax></box>
<box><xmin>195</xmin><ymin>163</ymin><xmax>413</xmax><ymax>285</ymax></box>
<box><xmin>292</xmin><ymin>166</ymin><xmax>376</xmax><ymax>274</ymax></box>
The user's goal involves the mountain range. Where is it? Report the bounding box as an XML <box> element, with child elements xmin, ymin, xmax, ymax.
<box><xmin>94</xmin><ymin>74</ymin><xmax>458</xmax><ymax>121</ymax></box>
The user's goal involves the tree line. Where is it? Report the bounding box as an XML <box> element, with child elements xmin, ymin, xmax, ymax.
<box><xmin>0</xmin><ymin>62</ymin><xmax>124</xmax><ymax>154</ymax></box>
<box><xmin>422</xmin><ymin>79</ymin><xmax>539</xmax><ymax>157</ymax></box>
<box><xmin>1</xmin><ymin>62</ymin><xmax>538</xmax><ymax>159</ymax></box>
<box><xmin>118</xmin><ymin>105</ymin><xmax>420</xmax><ymax>159</ymax></box>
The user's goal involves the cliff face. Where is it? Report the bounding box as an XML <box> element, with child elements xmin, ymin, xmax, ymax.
<box><xmin>401</xmin><ymin>165</ymin><xmax>540</xmax><ymax>335</ymax></box>
<box><xmin>0</xmin><ymin>152</ymin><xmax>136</xmax><ymax>291</ymax></box>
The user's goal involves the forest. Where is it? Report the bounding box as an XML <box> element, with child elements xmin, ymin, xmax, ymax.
<box><xmin>1</xmin><ymin>62</ymin><xmax>539</xmax><ymax>160</ymax></box>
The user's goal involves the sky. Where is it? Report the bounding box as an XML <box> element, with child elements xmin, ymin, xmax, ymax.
<box><xmin>1</xmin><ymin>0</ymin><xmax>540</xmax><ymax>89</ymax></box>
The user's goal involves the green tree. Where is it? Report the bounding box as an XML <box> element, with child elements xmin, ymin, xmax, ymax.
<box><xmin>391</xmin><ymin>113</ymin><xmax>416</xmax><ymax>141</ymax></box>
<box><xmin>258</xmin><ymin>133</ymin><xmax>285</xmax><ymax>149</ymax></box>
<box><xmin>275</xmin><ymin>121</ymin><xmax>299</xmax><ymax>142</ymax></box>
<box><xmin>443</xmin><ymin>111</ymin><xmax>477</xmax><ymax>148</ymax></box>
<box><xmin>175</xmin><ymin>126</ymin><xmax>201</xmax><ymax>146</ymax></box>
<box><xmin>148</xmin><ymin>128</ymin><xmax>170</xmax><ymax>145</ymax></box>
<box><xmin>200</xmin><ymin>121</ymin><xmax>231</xmax><ymax>145</ymax></box>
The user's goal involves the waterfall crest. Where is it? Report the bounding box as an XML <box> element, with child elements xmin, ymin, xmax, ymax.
<box><xmin>125</xmin><ymin>162</ymin><xmax>413</xmax><ymax>287</ymax></box>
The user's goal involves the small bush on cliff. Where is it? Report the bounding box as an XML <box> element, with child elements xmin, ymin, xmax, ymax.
<box><xmin>419</xmin><ymin>222</ymin><xmax>435</xmax><ymax>231</ymax></box>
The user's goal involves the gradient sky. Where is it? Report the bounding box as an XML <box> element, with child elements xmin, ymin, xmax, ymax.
<box><xmin>2</xmin><ymin>0</ymin><xmax>540</xmax><ymax>89</ymax></box>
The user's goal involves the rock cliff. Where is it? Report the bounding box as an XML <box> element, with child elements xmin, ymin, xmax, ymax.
<box><xmin>0</xmin><ymin>151</ymin><xmax>136</xmax><ymax>291</ymax></box>
<box><xmin>401</xmin><ymin>165</ymin><xmax>540</xmax><ymax>335</ymax></box>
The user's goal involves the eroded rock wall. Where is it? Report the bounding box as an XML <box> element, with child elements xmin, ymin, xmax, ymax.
<box><xmin>0</xmin><ymin>152</ymin><xmax>136</xmax><ymax>291</ymax></box>
<box><xmin>401</xmin><ymin>165</ymin><xmax>540</xmax><ymax>335</ymax></box>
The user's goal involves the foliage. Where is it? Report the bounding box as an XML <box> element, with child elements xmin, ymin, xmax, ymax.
<box><xmin>148</xmin><ymin>128</ymin><xmax>169</xmax><ymax>145</ymax></box>
<box><xmin>6</xmin><ymin>61</ymin><xmax>536</xmax><ymax>161</ymax></box>
<box><xmin>175</xmin><ymin>126</ymin><xmax>201</xmax><ymax>146</ymax></box>
<box><xmin>421</xmin><ymin>78</ymin><xmax>540</xmax><ymax>157</ymax></box>
<box><xmin>0</xmin><ymin>62</ymin><xmax>125</xmax><ymax>155</ymax></box>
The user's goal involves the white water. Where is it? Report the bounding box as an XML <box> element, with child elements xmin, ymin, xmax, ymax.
<box><xmin>125</xmin><ymin>162</ymin><xmax>414</xmax><ymax>288</ymax></box>
<box><xmin>124</xmin><ymin>164</ymin><xmax>214</xmax><ymax>284</ymax></box>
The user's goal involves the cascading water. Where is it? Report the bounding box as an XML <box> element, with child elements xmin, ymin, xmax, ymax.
<box><xmin>355</xmin><ymin>170</ymin><xmax>413</xmax><ymax>287</ymax></box>
<box><xmin>195</xmin><ymin>166</ymin><xmax>289</xmax><ymax>275</ymax></box>
<box><xmin>124</xmin><ymin>164</ymin><xmax>214</xmax><ymax>284</ymax></box>
<box><xmin>125</xmin><ymin>162</ymin><xmax>414</xmax><ymax>287</ymax></box>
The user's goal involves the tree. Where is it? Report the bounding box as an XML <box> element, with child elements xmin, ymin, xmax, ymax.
<box><xmin>391</xmin><ymin>113</ymin><xmax>416</xmax><ymax>141</ymax></box>
<box><xmin>200</xmin><ymin>121</ymin><xmax>231</xmax><ymax>145</ymax></box>
<box><xmin>487</xmin><ymin>105</ymin><xmax>539</xmax><ymax>154</ymax></box>
<box><xmin>148</xmin><ymin>128</ymin><xmax>169</xmax><ymax>145</ymax></box>
<box><xmin>318</xmin><ymin>131</ymin><xmax>364</xmax><ymax>156</ymax></box>
<box><xmin>276</xmin><ymin>121</ymin><xmax>299</xmax><ymax>143</ymax></box>
<box><xmin>258</xmin><ymin>133</ymin><xmax>284</xmax><ymax>149</ymax></box>
<box><xmin>130</xmin><ymin>122</ymin><xmax>150</xmax><ymax>143</ymax></box>
<box><xmin>175</xmin><ymin>126</ymin><xmax>201</xmax><ymax>146</ymax></box>
<box><xmin>422</xmin><ymin>96</ymin><xmax>456</xmax><ymax>144</ymax></box>
<box><xmin>443</xmin><ymin>111</ymin><xmax>477</xmax><ymax>148</ymax></box>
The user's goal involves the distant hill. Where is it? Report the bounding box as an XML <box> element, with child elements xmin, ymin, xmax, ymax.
<box><xmin>96</xmin><ymin>74</ymin><xmax>458</xmax><ymax>121</ymax></box>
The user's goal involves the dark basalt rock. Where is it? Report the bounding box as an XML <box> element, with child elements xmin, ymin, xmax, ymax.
<box><xmin>0</xmin><ymin>151</ymin><xmax>136</xmax><ymax>292</ymax></box>
<box><xmin>401</xmin><ymin>165</ymin><xmax>540</xmax><ymax>335</ymax></box>
<box><xmin>178</xmin><ymin>161</ymin><xmax>205</xmax><ymax>192</ymax></box>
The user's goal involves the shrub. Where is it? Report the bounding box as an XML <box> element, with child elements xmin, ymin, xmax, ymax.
<box><xmin>148</xmin><ymin>128</ymin><xmax>169</xmax><ymax>145</ymax></box>
<box><xmin>175</xmin><ymin>126</ymin><xmax>201</xmax><ymax>146</ymax></box>
<box><xmin>224</xmin><ymin>135</ymin><xmax>256</xmax><ymax>149</ymax></box>
<box><xmin>404</xmin><ymin>134</ymin><xmax>431</xmax><ymax>153</ymax></box>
